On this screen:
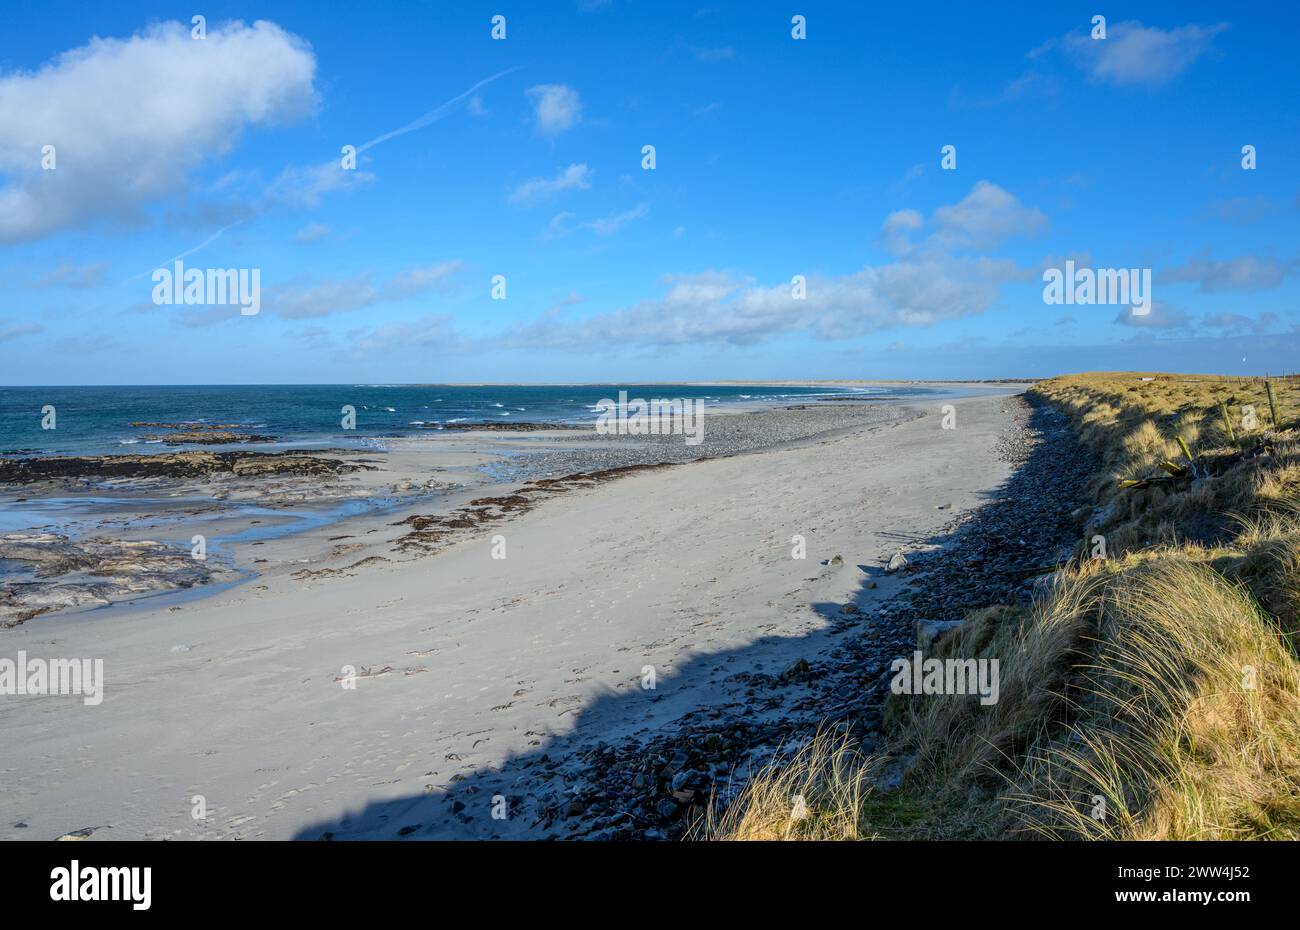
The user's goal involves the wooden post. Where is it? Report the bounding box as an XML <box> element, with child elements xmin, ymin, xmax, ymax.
<box><xmin>1220</xmin><ymin>401</ymin><xmax>1236</xmax><ymax>443</ymax></box>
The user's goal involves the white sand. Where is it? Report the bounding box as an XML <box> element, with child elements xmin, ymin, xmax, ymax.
<box><xmin>0</xmin><ymin>392</ymin><xmax>1021</xmax><ymax>840</ymax></box>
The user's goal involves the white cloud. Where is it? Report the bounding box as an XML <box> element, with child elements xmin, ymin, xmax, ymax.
<box><xmin>507</xmin><ymin>182</ymin><xmax>1046</xmax><ymax>349</ymax></box>
<box><xmin>31</xmin><ymin>262</ymin><xmax>109</xmax><ymax>288</ymax></box>
<box><xmin>351</xmin><ymin>313</ymin><xmax>464</xmax><ymax>355</ymax></box>
<box><xmin>526</xmin><ymin>84</ymin><xmax>582</xmax><ymax>135</ymax></box>
<box><xmin>508</xmin><ymin>163</ymin><xmax>593</xmax><ymax>205</ymax></box>
<box><xmin>0</xmin><ymin>323</ymin><xmax>44</xmax><ymax>342</ymax></box>
<box><xmin>691</xmin><ymin>46</ymin><xmax>736</xmax><ymax>62</ymax></box>
<box><xmin>1048</xmin><ymin>20</ymin><xmax>1227</xmax><ymax>86</ymax></box>
<box><xmin>0</xmin><ymin>20</ymin><xmax>317</xmax><ymax>243</ymax></box>
<box><xmin>881</xmin><ymin>208</ymin><xmax>924</xmax><ymax>255</ymax></box>
<box><xmin>1202</xmin><ymin>311</ymin><xmax>1278</xmax><ymax>334</ymax></box>
<box><xmin>1164</xmin><ymin>254</ymin><xmax>1292</xmax><ymax>292</ymax></box>
<box><xmin>269</xmin><ymin>160</ymin><xmax>373</xmax><ymax>208</ymax></box>
<box><xmin>543</xmin><ymin>211</ymin><xmax>578</xmax><ymax>240</ymax></box>
<box><xmin>542</xmin><ymin>203</ymin><xmax>648</xmax><ymax>238</ymax></box>
<box><xmin>506</xmin><ymin>257</ymin><xmax>1018</xmax><ymax>348</ymax></box>
<box><xmin>586</xmin><ymin>203</ymin><xmax>648</xmax><ymax>235</ymax></box>
<box><xmin>1204</xmin><ymin>196</ymin><xmax>1282</xmax><ymax>226</ymax></box>
<box><xmin>1114</xmin><ymin>301</ymin><xmax>1191</xmax><ymax>329</ymax></box>
<box><xmin>269</xmin><ymin>262</ymin><xmax>463</xmax><ymax>320</ymax></box>
<box><xmin>932</xmin><ymin>180</ymin><xmax>1047</xmax><ymax>248</ymax></box>
<box><xmin>294</xmin><ymin>223</ymin><xmax>331</xmax><ymax>243</ymax></box>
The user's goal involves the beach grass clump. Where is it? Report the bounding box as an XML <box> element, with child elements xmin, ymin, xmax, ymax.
<box><xmin>703</xmin><ymin>372</ymin><xmax>1300</xmax><ymax>840</ymax></box>
<box><xmin>697</xmin><ymin>727</ymin><xmax>880</xmax><ymax>841</ymax></box>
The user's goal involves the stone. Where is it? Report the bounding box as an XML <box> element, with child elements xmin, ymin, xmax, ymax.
<box><xmin>914</xmin><ymin>618</ymin><xmax>963</xmax><ymax>650</ymax></box>
<box><xmin>780</xmin><ymin>657</ymin><xmax>811</xmax><ymax>681</ymax></box>
<box><xmin>887</xmin><ymin>552</ymin><xmax>908</xmax><ymax>572</ymax></box>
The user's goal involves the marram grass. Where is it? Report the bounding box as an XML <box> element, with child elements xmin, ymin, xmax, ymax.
<box><xmin>702</xmin><ymin>373</ymin><xmax>1300</xmax><ymax>841</ymax></box>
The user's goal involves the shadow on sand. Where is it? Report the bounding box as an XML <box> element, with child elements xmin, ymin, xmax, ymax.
<box><xmin>291</xmin><ymin>400</ymin><xmax>1086</xmax><ymax>841</ymax></box>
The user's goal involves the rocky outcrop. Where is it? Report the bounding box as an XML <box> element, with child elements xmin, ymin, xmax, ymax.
<box><xmin>0</xmin><ymin>532</ymin><xmax>235</xmax><ymax>626</ymax></box>
<box><xmin>143</xmin><ymin>431</ymin><xmax>277</xmax><ymax>445</ymax></box>
<box><xmin>0</xmin><ymin>450</ymin><xmax>357</xmax><ymax>484</ymax></box>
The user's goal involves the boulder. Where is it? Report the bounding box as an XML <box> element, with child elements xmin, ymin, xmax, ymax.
<box><xmin>914</xmin><ymin>618</ymin><xmax>963</xmax><ymax>650</ymax></box>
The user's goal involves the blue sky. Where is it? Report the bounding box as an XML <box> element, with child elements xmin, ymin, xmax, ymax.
<box><xmin>1</xmin><ymin>1</ymin><xmax>1297</xmax><ymax>384</ymax></box>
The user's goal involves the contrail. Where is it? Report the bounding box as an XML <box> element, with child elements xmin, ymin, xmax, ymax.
<box><xmin>357</xmin><ymin>66</ymin><xmax>521</xmax><ymax>154</ymax></box>
<box><xmin>132</xmin><ymin>67</ymin><xmax>521</xmax><ymax>281</ymax></box>
<box><xmin>124</xmin><ymin>221</ymin><xmax>243</xmax><ymax>284</ymax></box>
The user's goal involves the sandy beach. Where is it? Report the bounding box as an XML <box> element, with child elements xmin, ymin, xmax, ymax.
<box><xmin>0</xmin><ymin>387</ymin><xmax>1032</xmax><ymax>839</ymax></box>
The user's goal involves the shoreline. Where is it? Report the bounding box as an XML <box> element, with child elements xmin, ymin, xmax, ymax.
<box><xmin>1</xmin><ymin>385</ymin><xmax>1024</xmax><ymax>625</ymax></box>
<box><xmin>1</xmin><ymin>388</ymin><xmax>1031</xmax><ymax>840</ymax></box>
<box><xmin>0</xmin><ymin>382</ymin><xmax>1023</xmax><ymax>460</ymax></box>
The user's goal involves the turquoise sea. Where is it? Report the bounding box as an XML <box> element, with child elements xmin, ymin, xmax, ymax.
<box><xmin>0</xmin><ymin>384</ymin><xmax>922</xmax><ymax>456</ymax></box>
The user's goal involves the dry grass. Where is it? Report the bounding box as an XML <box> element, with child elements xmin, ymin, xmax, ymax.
<box><xmin>1014</xmin><ymin>557</ymin><xmax>1300</xmax><ymax>840</ymax></box>
<box><xmin>707</xmin><ymin>372</ymin><xmax>1300</xmax><ymax>841</ymax></box>
<box><xmin>696</xmin><ymin>727</ymin><xmax>880</xmax><ymax>840</ymax></box>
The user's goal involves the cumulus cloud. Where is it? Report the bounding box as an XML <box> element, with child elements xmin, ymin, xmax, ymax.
<box><xmin>0</xmin><ymin>19</ymin><xmax>317</xmax><ymax>243</ymax></box>
<box><xmin>502</xmin><ymin>254</ymin><xmax>1015</xmax><ymax>350</ymax></box>
<box><xmin>1040</xmin><ymin>20</ymin><xmax>1227</xmax><ymax>86</ymax></box>
<box><xmin>508</xmin><ymin>163</ymin><xmax>593</xmax><ymax>205</ymax></box>
<box><xmin>880</xmin><ymin>208</ymin><xmax>924</xmax><ymax>255</ymax></box>
<box><xmin>932</xmin><ymin>180</ymin><xmax>1047</xmax><ymax>249</ymax></box>
<box><xmin>511</xmin><ymin>181</ymin><xmax>1042</xmax><ymax>348</ymax></box>
<box><xmin>526</xmin><ymin>84</ymin><xmax>582</xmax><ymax>135</ymax></box>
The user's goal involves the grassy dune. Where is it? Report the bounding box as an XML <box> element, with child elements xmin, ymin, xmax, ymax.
<box><xmin>705</xmin><ymin>372</ymin><xmax>1300</xmax><ymax>840</ymax></box>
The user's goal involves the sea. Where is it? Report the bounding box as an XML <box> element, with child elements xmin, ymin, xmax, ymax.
<box><xmin>0</xmin><ymin>384</ymin><xmax>929</xmax><ymax>457</ymax></box>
